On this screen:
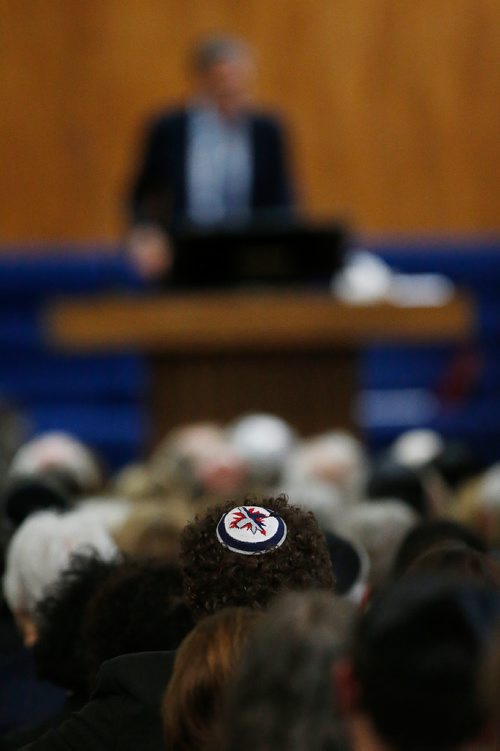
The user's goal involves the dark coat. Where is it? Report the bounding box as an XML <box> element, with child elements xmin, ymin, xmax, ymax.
<box><xmin>130</xmin><ymin>108</ymin><xmax>294</xmax><ymax>228</ymax></box>
<box><xmin>0</xmin><ymin>609</ymin><xmax>65</xmax><ymax>736</ymax></box>
<box><xmin>21</xmin><ymin>651</ymin><xmax>175</xmax><ymax>751</ymax></box>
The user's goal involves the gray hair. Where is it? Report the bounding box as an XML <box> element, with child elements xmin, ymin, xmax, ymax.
<box><xmin>227</xmin><ymin>413</ymin><xmax>298</xmax><ymax>488</ymax></box>
<box><xmin>192</xmin><ymin>35</ymin><xmax>251</xmax><ymax>73</ymax></box>
<box><xmin>284</xmin><ymin>481</ymin><xmax>344</xmax><ymax>533</ymax></box>
<box><xmin>222</xmin><ymin>590</ymin><xmax>353</xmax><ymax>751</ymax></box>
<box><xmin>340</xmin><ymin>499</ymin><xmax>418</xmax><ymax>589</ymax></box>
<box><xmin>282</xmin><ymin>430</ymin><xmax>367</xmax><ymax>505</ymax></box>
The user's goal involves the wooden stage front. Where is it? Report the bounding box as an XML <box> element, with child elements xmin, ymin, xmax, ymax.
<box><xmin>45</xmin><ymin>291</ymin><xmax>474</xmax><ymax>442</ymax></box>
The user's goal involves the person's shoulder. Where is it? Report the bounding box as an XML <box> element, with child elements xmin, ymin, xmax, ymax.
<box><xmin>145</xmin><ymin>107</ymin><xmax>189</xmax><ymax>135</ymax></box>
<box><xmin>249</xmin><ymin>109</ymin><xmax>287</xmax><ymax>139</ymax></box>
<box><xmin>249</xmin><ymin>108</ymin><xmax>284</xmax><ymax>127</ymax></box>
<box><xmin>92</xmin><ymin>651</ymin><xmax>176</xmax><ymax>708</ymax></box>
<box><xmin>18</xmin><ymin>653</ymin><xmax>176</xmax><ymax>751</ymax></box>
<box><xmin>154</xmin><ymin>106</ymin><xmax>188</xmax><ymax>124</ymax></box>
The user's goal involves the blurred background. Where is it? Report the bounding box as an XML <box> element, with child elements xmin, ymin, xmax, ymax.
<box><xmin>0</xmin><ymin>0</ymin><xmax>499</xmax><ymax>470</ymax></box>
<box><xmin>2</xmin><ymin>6</ymin><xmax>500</xmax><ymax>743</ymax></box>
<box><xmin>1</xmin><ymin>0</ymin><xmax>499</xmax><ymax>242</ymax></box>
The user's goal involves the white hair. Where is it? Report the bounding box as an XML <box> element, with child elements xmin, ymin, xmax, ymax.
<box><xmin>390</xmin><ymin>429</ymin><xmax>444</xmax><ymax>469</ymax></box>
<box><xmin>9</xmin><ymin>431</ymin><xmax>102</xmax><ymax>492</ymax></box>
<box><xmin>282</xmin><ymin>431</ymin><xmax>367</xmax><ymax>504</ymax></box>
<box><xmin>284</xmin><ymin>481</ymin><xmax>345</xmax><ymax>533</ymax></box>
<box><xmin>339</xmin><ymin>500</ymin><xmax>418</xmax><ymax>588</ymax></box>
<box><xmin>478</xmin><ymin>464</ymin><xmax>500</xmax><ymax>511</ymax></box>
<box><xmin>2</xmin><ymin>509</ymin><xmax>117</xmax><ymax>615</ymax></box>
<box><xmin>150</xmin><ymin>422</ymin><xmax>249</xmax><ymax>497</ymax></box>
<box><xmin>227</xmin><ymin>413</ymin><xmax>298</xmax><ymax>485</ymax></box>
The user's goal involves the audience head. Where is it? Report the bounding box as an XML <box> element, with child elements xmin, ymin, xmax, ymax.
<box><xmin>366</xmin><ymin>459</ymin><xmax>430</xmax><ymax>516</ymax></box>
<box><xmin>431</xmin><ymin>439</ymin><xmax>480</xmax><ymax>491</ymax></box>
<box><xmin>477</xmin><ymin>462</ymin><xmax>500</xmax><ymax>508</ymax></box>
<box><xmin>163</xmin><ymin>607</ymin><xmax>260</xmax><ymax>751</ymax></box>
<box><xmin>1</xmin><ymin>432</ymin><xmax>106</xmax><ymax>528</ymax></box>
<box><xmin>474</xmin><ymin>462</ymin><xmax>500</xmax><ymax>547</ymax></box>
<box><xmin>227</xmin><ymin>413</ymin><xmax>298</xmax><ymax>488</ymax></box>
<box><xmin>114</xmin><ymin>499</ymin><xmax>191</xmax><ymax>562</ymax></box>
<box><xmin>2</xmin><ymin>442</ymin><xmax>113</xmax><ymax>531</ymax></box>
<box><xmin>180</xmin><ymin>494</ymin><xmax>335</xmax><ymax>620</ymax></box>
<box><xmin>2</xmin><ymin>471</ymin><xmax>77</xmax><ymax>529</ymax></box>
<box><xmin>404</xmin><ymin>541</ymin><xmax>500</xmax><ymax>588</ymax></box>
<box><xmin>8</xmin><ymin>431</ymin><xmax>103</xmax><ymax>496</ymax></box>
<box><xmin>392</xmin><ymin>518</ymin><xmax>487</xmax><ymax>579</ymax></box>
<box><xmin>390</xmin><ymin>431</ymin><xmax>479</xmax><ymax>497</ymax></box>
<box><xmin>283</xmin><ymin>431</ymin><xmax>366</xmax><ymax>504</ymax></box>
<box><xmin>33</xmin><ymin>553</ymin><xmax>118</xmax><ymax>698</ymax></box>
<box><xmin>389</xmin><ymin>429</ymin><xmax>444</xmax><ymax>470</ymax></box>
<box><xmin>284</xmin><ymin>481</ymin><xmax>344</xmax><ymax>534</ymax></box>
<box><xmin>344</xmin><ymin>576</ymin><xmax>500</xmax><ymax>751</ymax></box>
<box><xmin>149</xmin><ymin>422</ymin><xmax>248</xmax><ymax>500</ymax></box>
<box><xmin>324</xmin><ymin>530</ymin><xmax>370</xmax><ymax>603</ymax></box>
<box><xmin>2</xmin><ymin>509</ymin><xmax>116</xmax><ymax>645</ymax></box>
<box><xmin>112</xmin><ymin>461</ymin><xmax>155</xmax><ymax>500</ymax></box>
<box><xmin>340</xmin><ymin>500</ymin><xmax>418</xmax><ymax>591</ymax></box>
<box><xmin>83</xmin><ymin>559</ymin><xmax>194</xmax><ymax>689</ymax></box>
<box><xmin>222</xmin><ymin>590</ymin><xmax>353</xmax><ymax>751</ymax></box>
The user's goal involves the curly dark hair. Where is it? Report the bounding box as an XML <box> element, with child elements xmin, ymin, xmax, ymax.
<box><xmin>33</xmin><ymin>552</ymin><xmax>119</xmax><ymax>698</ymax></box>
<box><xmin>180</xmin><ymin>495</ymin><xmax>335</xmax><ymax>620</ymax></box>
<box><xmin>83</xmin><ymin>559</ymin><xmax>194</xmax><ymax>689</ymax></box>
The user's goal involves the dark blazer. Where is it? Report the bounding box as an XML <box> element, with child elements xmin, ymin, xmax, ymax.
<box><xmin>21</xmin><ymin>651</ymin><xmax>175</xmax><ymax>751</ymax></box>
<box><xmin>130</xmin><ymin>108</ymin><xmax>294</xmax><ymax>228</ymax></box>
<box><xmin>0</xmin><ymin>610</ymin><xmax>65</xmax><ymax>736</ymax></box>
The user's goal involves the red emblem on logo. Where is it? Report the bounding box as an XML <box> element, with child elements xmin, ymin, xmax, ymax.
<box><xmin>229</xmin><ymin>507</ymin><xmax>268</xmax><ymax>536</ymax></box>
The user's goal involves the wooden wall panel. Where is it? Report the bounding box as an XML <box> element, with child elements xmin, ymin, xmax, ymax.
<box><xmin>1</xmin><ymin>0</ymin><xmax>499</xmax><ymax>244</ymax></box>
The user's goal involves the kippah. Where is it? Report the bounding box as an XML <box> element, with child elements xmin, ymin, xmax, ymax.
<box><xmin>216</xmin><ymin>505</ymin><xmax>287</xmax><ymax>555</ymax></box>
<box><xmin>324</xmin><ymin>530</ymin><xmax>367</xmax><ymax>597</ymax></box>
<box><xmin>2</xmin><ymin>472</ymin><xmax>74</xmax><ymax>528</ymax></box>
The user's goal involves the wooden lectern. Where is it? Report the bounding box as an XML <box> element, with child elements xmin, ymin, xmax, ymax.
<box><xmin>45</xmin><ymin>291</ymin><xmax>473</xmax><ymax>443</ymax></box>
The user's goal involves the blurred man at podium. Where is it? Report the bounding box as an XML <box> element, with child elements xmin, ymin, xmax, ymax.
<box><xmin>127</xmin><ymin>35</ymin><xmax>295</xmax><ymax>280</ymax></box>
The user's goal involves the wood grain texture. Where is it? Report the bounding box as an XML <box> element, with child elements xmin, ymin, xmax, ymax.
<box><xmin>44</xmin><ymin>291</ymin><xmax>474</xmax><ymax>352</ymax></box>
<box><xmin>1</xmin><ymin>1</ymin><xmax>499</xmax><ymax>243</ymax></box>
<box><xmin>149</xmin><ymin>348</ymin><xmax>358</xmax><ymax>440</ymax></box>
<box><xmin>44</xmin><ymin>290</ymin><xmax>473</xmax><ymax>438</ymax></box>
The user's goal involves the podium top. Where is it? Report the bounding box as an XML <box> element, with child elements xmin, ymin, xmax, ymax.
<box><xmin>171</xmin><ymin>220</ymin><xmax>346</xmax><ymax>288</ymax></box>
<box><xmin>44</xmin><ymin>290</ymin><xmax>474</xmax><ymax>353</ymax></box>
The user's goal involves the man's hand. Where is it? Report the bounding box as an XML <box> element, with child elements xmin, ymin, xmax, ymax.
<box><xmin>127</xmin><ymin>225</ymin><xmax>173</xmax><ymax>281</ymax></box>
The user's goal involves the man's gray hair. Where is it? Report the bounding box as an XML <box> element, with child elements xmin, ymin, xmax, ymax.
<box><xmin>192</xmin><ymin>35</ymin><xmax>251</xmax><ymax>72</ymax></box>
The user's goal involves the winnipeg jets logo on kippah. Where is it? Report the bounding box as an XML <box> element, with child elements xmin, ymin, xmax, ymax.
<box><xmin>216</xmin><ymin>505</ymin><xmax>287</xmax><ymax>555</ymax></box>
<box><xmin>231</xmin><ymin>507</ymin><xmax>267</xmax><ymax>535</ymax></box>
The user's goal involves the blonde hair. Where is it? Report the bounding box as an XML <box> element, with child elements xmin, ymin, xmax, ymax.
<box><xmin>114</xmin><ymin>499</ymin><xmax>192</xmax><ymax>562</ymax></box>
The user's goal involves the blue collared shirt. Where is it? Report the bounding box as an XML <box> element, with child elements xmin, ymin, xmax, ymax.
<box><xmin>186</xmin><ymin>104</ymin><xmax>252</xmax><ymax>225</ymax></box>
